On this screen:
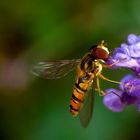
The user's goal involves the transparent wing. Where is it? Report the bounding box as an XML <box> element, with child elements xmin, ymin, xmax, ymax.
<box><xmin>31</xmin><ymin>59</ymin><xmax>80</xmax><ymax>79</ymax></box>
<box><xmin>79</xmin><ymin>84</ymin><xmax>95</xmax><ymax>128</ymax></box>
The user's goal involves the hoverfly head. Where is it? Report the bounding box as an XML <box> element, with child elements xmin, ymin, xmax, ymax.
<box><xmin>90</xmin><ymin>40</ymin><xmax>109</xmax><ymax>62</ymax></box>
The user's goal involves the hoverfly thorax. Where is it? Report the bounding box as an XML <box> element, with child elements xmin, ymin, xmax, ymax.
<box><xmin>90</xmin><ymin>40</ymin><xmax>109</xmax><ymax>62</ymax></box>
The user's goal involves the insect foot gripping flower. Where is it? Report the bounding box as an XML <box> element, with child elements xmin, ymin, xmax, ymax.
<box><xmin>103</xmin><ymin>74</ymin><xmax>140</xmax><ymax>112</ymax></box>
<box><xmin>106</xmin><ymin>34</ymin><xmax>140</xmax><ymax>75</ymax></box>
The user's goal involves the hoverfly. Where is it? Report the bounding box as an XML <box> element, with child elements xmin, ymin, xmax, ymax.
<box><xmin>32</xmin><ymin>41</ymin><xmax>120</xmax><ymax>127</ymax></box>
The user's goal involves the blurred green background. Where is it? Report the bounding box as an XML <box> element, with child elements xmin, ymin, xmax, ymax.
<box><xmin>0</xmin><ymin>0</ymin><xmax>140</xmax><ymax>140</ymax></box>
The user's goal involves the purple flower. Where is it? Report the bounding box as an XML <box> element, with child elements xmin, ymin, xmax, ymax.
<box><xmin>107</xmin><ymin>34</ymin><xmax>140</xmax><ymax>73</ymax></box>
<box><xmin>127</xmin><ymin>34</ymin><xmax>140</xmax><ymax>58</ymax></box>
<box><xmin>121</xmin><ymin>74</ymin><xmax>140</xmax><ymax>98</ymax></box>
<box><xmin>103</xmin><ymin>74</ymin><xmax>139</xmax><ymax>112</ymax></box>
<box><xmin>103</xmin><ymin>89</ymin><xmax>125</xmax><ymax>112</ymax></box>
<box><xmin>104</xmin><ymin>34</ymin><xmax>140</xmax><ymax>113</ymax></box>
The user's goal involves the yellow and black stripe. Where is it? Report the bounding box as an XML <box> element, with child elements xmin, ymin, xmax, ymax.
<box><xmin>70</xmin><ymin>78</ymin><xmax>90</xmax><ymax>116</ymax></box>
<box><xmin>70</xmin><ymin>53</ymin><xmax>95</xmax><ymax>116</ymax></box>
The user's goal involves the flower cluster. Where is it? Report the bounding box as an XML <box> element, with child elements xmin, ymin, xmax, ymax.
<box><xmin>107</xmin><ymin>34</ymin><xmax>140</xmax><ymax>75</ymax></box>
<box><xmin>104</xmin><ymin>34</ymin><xmax>140</xmax><ymax>112</ymax></box>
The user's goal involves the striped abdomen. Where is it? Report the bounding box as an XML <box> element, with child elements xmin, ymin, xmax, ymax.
<box><xmin>70</xmin><ymin>53</ymin><xmax>96</xmax><ymax>116</ymax></box>
<box><xmin>70</xmin><ymin>77</ymin><xmax>92</xmax><ymax>116</ymax></box>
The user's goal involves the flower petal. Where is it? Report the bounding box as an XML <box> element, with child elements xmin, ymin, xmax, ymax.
<box><xmin>123</xmin><ymin>77</ymin><xmax>140</xmax><ymax>98</ymax></box>
<box><xmin>128</xmin><ymin>43</ymin><xmax>140</xmax><ymax>58</ymax></box>
<box><xmin>113</xmin><ymin>47</ymin><xmax>130</xmax><ymax>60</ymax></box>
<box><xmin>127</xmin><ymin>34</ymin><xmax>139</xmax><ymax>45</ymax></box>
<box><xmin>119</xmin><ymin>74</ymin><xmax>134</xmax><ymax>91</ymax></box>
<box><xmin>107</xmin><ymin>57</ymin><xmax>138</xmax><ymax>69</ymax></box>
<box><xmin>120</xmin><ymin>43</ymin><xmax>130</xmax><ymax>56</ymax></box>
<box><xmin>121</xmin><ymin>92</ymin><xmax>137</xmax><ymax>105</ymax></box>
<box><xmin>103</xmin><ymin>89</ymin><xmax>124</xmax><ymax>112</ymax></box>
<box><xmin>106</xmin><ymin>34</ymin><xmax>140</xmax><ymax>70</ymax></box>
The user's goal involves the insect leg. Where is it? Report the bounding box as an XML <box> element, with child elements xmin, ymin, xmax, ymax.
<box><xmin>96</xmin><ymin>77</ymin><xmax>106</xmax><ymax>96</ymax></box>
<box><xmin>107</xmin><ymin>90</ymin><xmax>122</xmax><ymax>100</ymax></box>
<box><xmin>94</xmin><ymin>88</ymin><xmax>106</xmax><ymax>96</ymax></box>
<box><xmin>103</xmin><ymin>58</ymin><xmax>127</xmax><ymax>68</ymax></box>
<box><xmin>98</xmin><ymin>73</ymin><xmax>121</xmax><ymax>84</ymax></box>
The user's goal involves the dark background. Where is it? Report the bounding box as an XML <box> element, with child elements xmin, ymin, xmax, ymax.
<box><xmin>0</xmin><ymin>0</ymin><xmax>139</xmax><ymax>140</ymax></box>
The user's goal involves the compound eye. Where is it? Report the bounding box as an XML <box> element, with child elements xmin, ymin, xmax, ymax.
<box><xmin>96</xmin><ymin>48</ymin><xmax>109</xmax><ymax>61</ymax></box>
<box><xmin>91</xmin><ymin>48</ymin><xmax>109</xmax><ymax>61</ymax></box>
